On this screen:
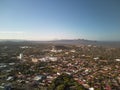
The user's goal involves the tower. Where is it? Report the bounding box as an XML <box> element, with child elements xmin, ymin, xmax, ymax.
<box><xmin>19</xmin><ymin>53</ymin><xmax>23</xmax><ymax>60</ymax></box>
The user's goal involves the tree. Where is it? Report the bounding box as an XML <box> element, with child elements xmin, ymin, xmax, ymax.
<box><xmin>48</xmin><ymin>73</ymin><xmax>86</xmax><ymax>90</ymax></box>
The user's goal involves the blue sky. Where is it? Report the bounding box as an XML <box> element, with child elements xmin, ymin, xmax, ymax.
<box><xmin>0</xmin><ymin>0</ymin><xmax>120</xmax><ymax>41</ymax></box>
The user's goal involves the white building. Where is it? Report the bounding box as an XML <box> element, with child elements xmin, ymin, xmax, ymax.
<box><xmin>115</xmin><ymin>59</ymin><xmax>120</xmax><ymax>61</ymax></box>
<box><xmin>51</xmin><ymin>46</ymin><xmax>57</xmax><ymax>52</ymax></box>
<box><xmin>89</xmin><ymin>87</ymin><xmax>94</xmax><ymax>90</ymax></box>
<box><xmin>19</xmin><ymin>53</ymin><xmax>23</xmax><ymax>60</ymax></box>
<box><xmin>32</xmin><ymin>58</ymin><xmax>38</xmax><ymax>63</ymax></box>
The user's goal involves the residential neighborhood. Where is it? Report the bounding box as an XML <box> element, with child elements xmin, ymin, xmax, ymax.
<box><xmin>0</xmin><ymin>43</ymin><xmax>120</xmax><ymax>90</ymax></box>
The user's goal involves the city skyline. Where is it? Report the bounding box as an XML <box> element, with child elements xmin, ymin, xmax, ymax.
<box><xmin>0</xmin><ymin>0</ymin><xmax>120</xmax><ymax>41</ymax></box>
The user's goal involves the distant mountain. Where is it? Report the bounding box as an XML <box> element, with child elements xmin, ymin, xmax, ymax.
<box><xmin>29</xmin><ymin>39</ymin><xmax>120</xmax><ymax>48</ymax></box>
<box><xmin>46</xmin><ymin>39</ymin><xmax>97</xmax><ymax>45</ymax></box>
<box><xmin>47</xmin><ymin>39</ymin><xmax>120</xmax><ymax>48</ymax></box>
<box><xmin>0</xmin><ymin>39</ymin><xmax>120</xmax><ymax>48</ymax></box>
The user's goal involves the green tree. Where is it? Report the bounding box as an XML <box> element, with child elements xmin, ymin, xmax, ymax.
<box><xmin>48</xmin><ymin>73</ymin><xmax>86</xmax><ymax>90</ymax></box>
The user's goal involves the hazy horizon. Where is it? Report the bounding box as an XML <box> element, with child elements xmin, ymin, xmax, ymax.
<box><xmin>0</xmin><ymin>0</ymin><xmax>120</xmax><ymax>41</ymax></box>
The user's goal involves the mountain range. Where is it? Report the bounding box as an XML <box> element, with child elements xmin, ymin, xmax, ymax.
<box><xmin>0</xmin><ymin>39</ymin><xmax>120</xmax><ymax>48</ymax></box>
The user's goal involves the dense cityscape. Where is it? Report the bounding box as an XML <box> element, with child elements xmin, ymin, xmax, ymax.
<box><xmin>0</xmin><ymin>42</ymin><xmax>120</xmax><ymax>90</ymax></box>
<box><xmin>1</xmin><ymin>0</ymin><xmax>120</xmax><ymax>90</ymax></box>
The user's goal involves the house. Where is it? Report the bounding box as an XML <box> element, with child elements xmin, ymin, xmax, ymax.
<box><xmin>33</xmin><ymin>75</ymin><xmax>46</xmax><ymax>82</ymax></box>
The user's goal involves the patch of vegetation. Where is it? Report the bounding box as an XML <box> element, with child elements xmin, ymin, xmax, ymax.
<box><xmin>48</xmin><ymin>73</ymin><xmax>86</xmax><ymax>90</ymax></box>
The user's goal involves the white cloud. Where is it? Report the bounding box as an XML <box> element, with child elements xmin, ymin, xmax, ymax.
<box><xmin>0</xmin><ymin>31</ymin><xmax>25</xmax><ymax>40</ymax></box>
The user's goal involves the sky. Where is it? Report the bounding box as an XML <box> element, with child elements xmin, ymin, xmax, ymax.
<box><xmin>0</xmin><ymin>0</ymin><xmax>120</xmax><ymax>41</ymax></box>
